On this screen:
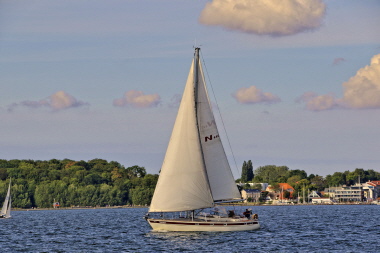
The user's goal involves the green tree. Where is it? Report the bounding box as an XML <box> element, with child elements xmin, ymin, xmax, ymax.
<box><xmin>0</xmin><ymin>159</ymin><xmax>160</xmax><ymax>208</ymax></box>
<box><xmin>253</xmin><ymin>165</ymin><xmax>289</xmax><ymax>184</ymax></box>
<box><xmin>288</xmin><ymin>169</ymin><xmax>307</xmax><ymax>179</ymax></box>
<box><xmin>247</xmin><ymin>160</ymin><xmax>254</xmax><ymax>182</ymax></box>
<box><xmin>310</xmin><ymin>175</ymin><xmax>326</xmax><ymax>191</ymax></box>
<box><xmin>126</xmin><ymin>165</ymin><xmax>146</xmax><ymax>178</ymax></box>
<box><xmin>241</xmin><ymin>161</ymin><xmax>248</xmax><ymax>182</ymax></box>
<box><xmin>130</xmin><ymin>186</ymin><xmax>154</xmax><ymax>205</ymax></box>
<box><xmin>251</xmin><ymin>183</ymin><xmax>263</xmax><ymax>190</ymax></box>
<box><xmin>325</xmin><ymin>172</ymin><xmax>346</xmax><ymax>187</ymax></box>
<box><xmin>287</xmin><ymin>175</ymin><xmax>301</xmax><ymax>186</ymax></box>
<box><xmin>259</xmin><ymin>191</ymin><xmax>269</xmax><ymax>202</ymax></box>
<box><xmin>0</xmin><ymin>168</ymin><xmax>8</xmax><ymax>180</ymax></box>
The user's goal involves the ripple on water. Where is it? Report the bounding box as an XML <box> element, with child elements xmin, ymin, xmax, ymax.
<box><xmin>1</xmin><ymin>206</ymin><xmax>379</xmax><ymax>252</ymax></box>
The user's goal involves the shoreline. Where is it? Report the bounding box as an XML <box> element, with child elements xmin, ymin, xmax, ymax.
<box><xmin>13</xmin><ymin>205</ymin><xmax>147</xmax><ymax>211</ymax></box>
<box><xmin>11</xmin><ymin>202</ymin><xmax>375</xmax><ymax>211</ymax></box>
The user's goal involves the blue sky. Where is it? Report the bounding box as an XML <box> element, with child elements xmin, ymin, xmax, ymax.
<box><xmin>0</xmin><ymin>0</ymin><xmax>379</xmax><ymax>177</ymax></box>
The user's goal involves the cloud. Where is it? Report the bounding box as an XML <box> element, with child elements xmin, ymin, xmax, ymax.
<box><xmin>49</xmin><ymin>91</ymin><xmax>88</xmax><ymax>110</ymax></box>
<box><xmin>113</xmin><ymin>90</ymin><xmax>161</xmax><ymax>108</ymax></box>
<box><xmin>199</xmin><ymin>0</ymin><xmax>326</xmax><ymax>36</ymax></box>
<box><xmin>168</xmin><ymin>94</ymin><xmax>182</xmax><ymax>108</ymax></box>
<box><xmin>342</xmin><ymin>54</ymin><xmax>380</xmax><ymax>109</ymax></box>
<box><xmin>296</xmin><ymin>92</ymin><xmax>339</xmax><ymax>111</ymax></box>
<box><xmin>7</xmin><ymin>91</ymin><xmax>88</xmax><ymax>112</ymax></box>
<box><xmin>333</xmin><ymin>57</ymin><xmax>346</xmax><ymax>66</ymax></box>
<box><xmin>233</xmin><ymin>86</ymin><xmax>281</xmax><ymax>104</ymax></box>
<box><xmin>298</xmin><ymin>54</ymin><xmax>380</xmax><ymax>111</ymax></box>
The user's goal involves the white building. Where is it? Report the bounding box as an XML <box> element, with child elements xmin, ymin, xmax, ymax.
<box><xmin>334</xmin><ymin>184</ymin><xmax>363</xmax><ymax>202</ymax></box>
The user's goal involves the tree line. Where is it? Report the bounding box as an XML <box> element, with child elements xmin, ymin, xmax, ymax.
<box><xmin>2</xmin><ymin>158</ymin><xmax>379</xmax><ymax>208</ymax></box>
<box><xmin>0</xmin><ymin>159</ymin><xmax>158</xmax><ymax>208</ymax></box>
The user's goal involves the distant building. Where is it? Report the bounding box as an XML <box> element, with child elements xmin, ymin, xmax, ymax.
<box><xmin>362</xmin><ymin>181</ymin><xmax>380</xmax><ymax>202</ymax></box>
<box><xmin>239</xmin><ymin>180</ymin><xmax>380</xmax><ymax>204</ymax></box>
<box><xmin>308</xmin><ymin>190</ymin><xmax>321</xmax><ymax>198</ymax></box>
<box><xmin>241</xmin><ymin>189</ymin><xmax>261</xmax><ymax>203</ymax></box>
<box><xmin>266</xmin><ymin>183</ymin><xmax>295</xmax><ymax>201</ymax></box>
<box><xmin>308</xmin><ymin>190</ymin><xmax>333</xmax><ymax>204</ymax></box>
<box><xmin>323</xmin><ymin>182</ymin><xmax>380</xmax><ymax>203</ymax></box>
<box><xmin>322</xmin><ymin>187</ymin><xmax>341</xmax><ymax>198</ymax></box>
<box><xmin>334</xmin><ymin>184</ymin><xmax>363</xmax><ymax>202</ymax></box>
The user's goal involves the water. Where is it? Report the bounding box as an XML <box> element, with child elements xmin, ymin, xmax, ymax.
<box><xmin>0</xmin><ymin>205</ymin><xmax>379</xmax><ymax>252</ymax></box>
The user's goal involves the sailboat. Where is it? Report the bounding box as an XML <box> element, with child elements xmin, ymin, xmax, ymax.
<box><xmin>145</xmin><ymin>48</ymin><xmax>260</xmax><ymax>232</ymax></box>
<box><xmin>0</xmin><ymin>179</ymin><xmax>12</xmax><ymax>219</ymax></box>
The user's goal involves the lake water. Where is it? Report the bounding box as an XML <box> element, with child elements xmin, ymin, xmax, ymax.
<box><xmin>0</xmin><ymin>205</ymin><xmax>379</xmax><ymax>252</ymax></box>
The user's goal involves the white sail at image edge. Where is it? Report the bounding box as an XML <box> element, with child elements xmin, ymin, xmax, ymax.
<box><xmin>1</xmin><ymin>179</ymin><xmax>12</xmax><ymax>219</ymax></box>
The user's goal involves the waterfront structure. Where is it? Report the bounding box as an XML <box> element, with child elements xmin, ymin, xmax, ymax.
<box><xmin>308</xmin><ymin>191</ymin><xmax>321</xmax><ymax>198</ymax></box>
<box><xmin>242</xmin><ymin>181</ymin><xmax>380</xmax><ymax>204</ymax></box>
<box><xmin>332</xmin><ymin>181</ymin><xmax>380</xmax><ymax>203</ymax></box>
<box><xmin>266</xmin><ymin>183</ymin><xmax>295</xmax><ymax>203</ymax></box>
<box><xmin>307</xmin><ymin>190</ymin><xmax>331</xmax><ymax>204</ymax></box>
<box><xmin>311</xmin><ymin>198</ymin><xmax>333</xmax><ymax>204</ymax></box>
<box><xmin>362</xmin><ymin>181</ymin><xmax>380</xmax><ymax>202</ymax></box>
<box><xmin>334</xmin><ymin>184</ymin><xmax>363</xmax><ymax>202</ymax></box>
<box><xmin>322</xmin><ymin>187</ymin><xmax>342</xmax><ymax>198</ymax></box>
<box><xmin>241</xmin><ymin>189</ymin><xmax>261</xmax><ymax>203</ymax></box>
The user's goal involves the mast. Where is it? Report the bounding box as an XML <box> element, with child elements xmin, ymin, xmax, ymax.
<box><xmin>194</xmin><ymin>47</ymin><xmax>214</xmax><ymax>203</ymax></box>
<box><xmin>303</xmin><ymin>184</ymin><xmax>305</xmax><ymax>204</ymax></box>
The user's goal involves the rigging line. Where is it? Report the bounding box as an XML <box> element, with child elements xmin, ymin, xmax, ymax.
<box><xmin>199</xmin><ymin>50</ymin><xmax>240</xmax><ymax>178</ymax></box>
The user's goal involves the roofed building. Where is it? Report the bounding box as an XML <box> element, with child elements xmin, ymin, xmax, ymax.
<box><xmin>241</xmin><ymin>189</ymin><xmax>261</xmax><ymax>203</ymax></box>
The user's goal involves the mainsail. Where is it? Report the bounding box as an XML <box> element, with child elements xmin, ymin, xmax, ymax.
<box><xmin>149</xmin><ymin>48</ymin><xmax>240</xmax><ymax>213</ymax></box>
<box><xmin>1</xmin><ymin>180</ymin><xmax>11</xmax><ymax>218</ymax></box>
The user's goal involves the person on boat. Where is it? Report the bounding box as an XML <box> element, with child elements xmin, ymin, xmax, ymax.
<box><xmin>243</xmin><ymin>209</ymin><xmax>251</xmax><ymax>219</ymax></box>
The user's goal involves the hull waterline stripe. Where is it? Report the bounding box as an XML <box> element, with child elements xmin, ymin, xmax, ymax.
<box><xmin>148</xmin><ymin>220</ymin><xmax>259</xmax><ymax>226</ymax></box>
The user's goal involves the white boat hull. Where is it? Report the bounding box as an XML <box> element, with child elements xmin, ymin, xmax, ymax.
<box><xmin>147</xmin><ymin>218</ymin><xmax>260</xmax><ymax>232</ymax></box>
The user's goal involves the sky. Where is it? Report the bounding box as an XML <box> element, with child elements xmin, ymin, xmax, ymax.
<box><xmin>0</xmin><ymin>0</ymin><xmax>379</xmax><ymax>178</ymax></box>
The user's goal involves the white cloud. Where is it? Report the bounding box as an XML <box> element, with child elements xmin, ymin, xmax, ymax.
<box><xmin>199</xmin><ymin>0</ymin><xmax>326</xmax><ymax>36</ymax></box>
<box><xmin>298</xmin><ymin>54</ymin><xmax>380</xmax><ymax>111</ymax></box>
<box><xmin>297</xmin><ymin>92</ymin><xmax>338</xmax><ymax>111</ymax></box>
<box><xmin>49</xmin><ymin>91</ymin><xmax>88</xmax><ymax>111</ymax></box>
<box><xmin>342</xmin><ymin>54</ymin><xmax>380</xmax><ymax>109</ymax></box>
<box><xmin>113</xmin><ymin>90</ymin><xmax>161</xmax><ymax>108</ymax></box>
<box><xmin>7</xmin><ymin>91</ymin><xmax>88</xmax><ymax>112</ymax></box>
<box><xmin>233</xmin><ymin>86</ymin><xmax>281</xmax><ymax>104</ymax></box>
